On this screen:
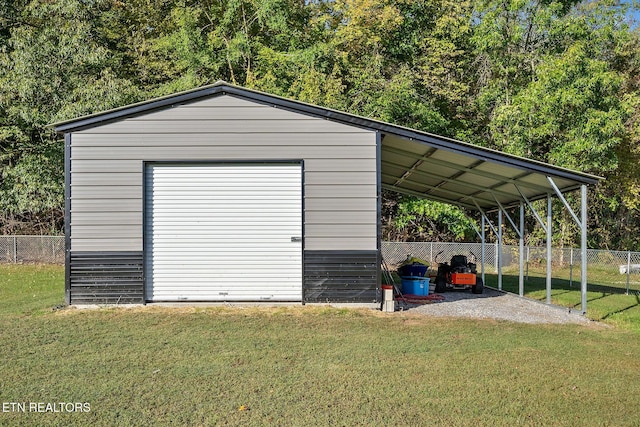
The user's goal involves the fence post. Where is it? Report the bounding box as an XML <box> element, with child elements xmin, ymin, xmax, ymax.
<box><xmin>430</xmin><ymin>241</ymin><xmax>433</xmax><ymax>263</ymax></box>
<box><xmin>525</xmin><ymin>246</ymin><xmax>529</xmax><ymax>281</ymax></box>
<box><xmin>569</xmin><ymin>247</ymin><xmax>573</xmax><ymax>288</ymax></box>
<box><xmin>13</xmin><ymin>236</ymin><xmax>17</xmax><ymax>263</ymax></box>
<box><xmin>627</xmin><ymin>251</ymin><xmax>631</xmax><ymax>295</ymax></box>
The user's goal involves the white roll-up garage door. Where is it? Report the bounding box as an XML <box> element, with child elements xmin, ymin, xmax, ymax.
<box><xmin>145</xmin><ymin>163</ymin><xmax>302</xmax><ymax>302</ymax></box>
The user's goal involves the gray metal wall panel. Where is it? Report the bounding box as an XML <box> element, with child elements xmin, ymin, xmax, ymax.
<box><xmin>71</xmin><ymin>133</ymin><xmax>375</xmax><ymax>147</ymax></box>
<box><xmin>179</xmin><ymin>96</ymin><xmax>266</xmax><ymax>108</ymax></box>
<box><xmin>304</xmin><ymin>198</ymin><xmax>374</xmax><ymax>211</ymax></box>
<box><xmin>70</xmin><ymin>212</ymin><xmax>142</xmax><ymax>225</ymax></box>
<box><xmin>76</xmin><ymin>119</ymin><xmax>366</xmax><ymax>134</ymax></box>
<box><xmin>71</xmin><ymin>199</ymin><xmax>141</xmax><ymax>212</ymax></box>
<box><xmin>305</xmin><ymin>224</ymin><xmax>375</xmax><ymax>237</ymax></box>
<box><xmin>305</xmin><ymin>210</ymin><xmax>376</xmax><ymax>224</ymax></box>
<box><xmin>303</xmin><ymin>159</ymin><xmax>375</xmax><ymax>172</ymax></box>
<box><xmin>304</xmin><ymin>184</ymin><xmax>376</xmax><ymax>198</ymax></box>
<box><xmin>72</xmin><ymin>225</ymin><xmax>141</xmax><ymax>238</ymax></box>
<box><xmin>71</xmin><ymin>160</ymin><xmax>141</xmax><ymax>173</ymax></box>
<box><xmin>127</xmin><ymin>106</ymin><xmax>310</xmax><ymax>121</ymax></box>
<box><xmin>72</xmin><ymin>239</ymin><xmax>143</xmax><ymax>252</ymax></box>
<box><xmin>69</xmin><ymin>95</ymin><xmax>377</xmax><ymax>252</ymax></box>
<box><xmin>71</xmin><ymin>186</ymin><xmax>141</xmax><ymax>198</ymax></box>
<box><xmin>304</xmin><ymin>171</ymin><xmax>374</xmax><ymax>184</ymax></box>
<box><xmin>307</xmin><ymin>237</ymin><xmax>376</xmax><ymax>250</ymax></box>
<box><xmin>71</xmin><ymin>145</ymin><xmax>376</xmax><ymax>160</ymax></box>
<box><xmin>71</xmin><ymin>172</ymin><xmax>140</xmax><ymax>185</ymax></box>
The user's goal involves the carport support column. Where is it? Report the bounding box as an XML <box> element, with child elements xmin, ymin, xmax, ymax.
<box><xmin>481</xmin><ymin>215</ymin><xmax>486</xmax><ymax>284</ymax></box>
<box><xmin>546</xmin><ymin>194</ymin><xmax>552</xmax><ymax>304</ymax></box>
<box><xmin>519</xmin><ymin>202</ymin><xmax>524</xmax><ymax>297</ymax></box>
<box><xmin>473</xmin><ymin>202</ymin><xmax>498</xmax><ymax>284</ymax></box>
<box><xmin>580</xmin><ymin>184</ymin><xmax>588</xmax><ymax>314</ymax></box>
<box><xmin>498</xmin><ymin>209</ymin><xmax>503</xmax><ymax>291</ymax></box>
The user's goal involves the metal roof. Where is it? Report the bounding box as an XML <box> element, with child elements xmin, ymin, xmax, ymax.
<box><xmin>53</xmin><ymin>81</ymin><xmax>601</xmax><ymax>211</ymax></box>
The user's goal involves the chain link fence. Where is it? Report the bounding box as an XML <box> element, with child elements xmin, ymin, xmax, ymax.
<box><xmin>1</xmin><ymin>236</ymin><xmax>638</xmax><ymax>293</ymax></box>
<box><xmin>0</xmin><ymin>236</ymin><xmax>64</xmax><ymax>264</ymax></box>
<box><xmin>382</xmin><ymin>242</ymin><xmax>640</xmax><ymax>294</ymax></box>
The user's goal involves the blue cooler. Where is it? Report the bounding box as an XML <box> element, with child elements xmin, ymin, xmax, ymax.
<box><xmin>401</xmin><ymin>277</ymin><xmax>430</xmax><ymax>296</ymax></box>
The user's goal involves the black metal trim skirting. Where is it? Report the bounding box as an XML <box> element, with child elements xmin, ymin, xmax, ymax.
<box><xmin>303</xmin><ymin>250</ymin><xmax>380</xmax><ymax>303</ymax></box>
<box><xmin>69</xmin><ymin>250</ymin><xmax>377</xmax><ymax>304</ymax></box>
<box><xmin>69</xmin><ymin>252</ymin><xmax>144</xmax><ymax>304</ymax></box>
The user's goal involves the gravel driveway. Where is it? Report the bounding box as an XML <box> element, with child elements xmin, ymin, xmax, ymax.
<box><xmin>402</xmin><ymin>287</ymin><xmax>595</xmax><ymax>325</ymax></box>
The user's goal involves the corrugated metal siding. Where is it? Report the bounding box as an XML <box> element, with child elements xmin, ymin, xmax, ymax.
<box><xmin>70</xmin><ymin>95</ymin><xmax>377</xmax><ymax>252</ymax></box>
<box><xmin>304</xmin><ymin>250</ymin><xmax>379</xmax><ymax>303</ymax></box>
<box><xmin>69</xmin><ymin>252</ymin><xmax>144</xmax><ymax>304</ymax></box>
<box><xmin>144</xmin><ymin>163</ymin><xmax>302</xmax><ymax>302</ymax></box>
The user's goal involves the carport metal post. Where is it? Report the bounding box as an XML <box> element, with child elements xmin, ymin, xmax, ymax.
<box><xmin>519</xmin><ymin>202</ymin><xmax>524</xmax><ymax>297</ymax></box>
<box><xmin>580</xmin><ymin>184</ymin><xmax>588</xmax><ymax>313</ymax></box>
<box><xmin>516</xmin><ymin>184</ymin><xmax>549</xmax><ymax>289</ymax></box>
<box><xmin>481</xmin><ymin>215</ymin><xmax>485</xmax><ymax>283</ymax></box>
<box><xmin>495</xmin><ymin>198</ymin><xmax>525</xmax><ymax>297</ymax></box>
<box><xmin>546</xmin><ymin>194</ymin><xmax>552</xmax><ymax>304</ymax></box>
<box><xmin>547</xmin><ymin>178</ymin><xmax>589</xmax><ymax>314</ymax></box>
<box><xmin>498</xmin><ymin>209</ymin><xmax>503</xmax><ymax>291</ymax></box>
<box><xmin>473</xmin><ymin>201</ymin><xmax>498</xmax><ymax>285</ymax></box>
<box><xmin>470</xmin><ymin>219</ymin><xmax>485</xmax><ymax>280</ymax></box>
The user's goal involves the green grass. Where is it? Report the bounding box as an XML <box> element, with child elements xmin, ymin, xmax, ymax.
<box><xmin>1</xmin><ymin>264</ymin><xmax>640</xmax><ymax>426</ymax></box>
<box><xmin>0</xmin><ymin>264</ymin><xmax>65</xmax><ymax>315</ymax></box>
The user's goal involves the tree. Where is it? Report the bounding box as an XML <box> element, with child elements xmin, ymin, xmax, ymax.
<box><xmin>382</xmin><ymin>190</ymin><xmax>478</xmax><ymax>242</ymax></box>
<box><xmin>1</xmin><ymin>0</ymin><xmax>639</xmax><ymax>248</ymax></box>
<box><xmin>0</xmin><ymin>0</ymin><xmax>140</xmax><ymax>233</ymax></box>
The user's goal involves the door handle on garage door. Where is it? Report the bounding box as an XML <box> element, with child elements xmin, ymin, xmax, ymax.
<box><xmin>291</xmin><ymin>237</ymin><xmax>302</xmax><ymax>242</ymax></box>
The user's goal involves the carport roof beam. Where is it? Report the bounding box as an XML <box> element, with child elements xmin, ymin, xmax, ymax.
<box><xmin>471</xmin><ymin>220</ymin><xmax>483</xmax><ymax>241</ymax></box>
<box><xmin>393</xmin><ymin>147</ymin><xmax>437</xmax><ymax>186</ymax></box>
<box><xmin>381</xmin><ymin>157</ymin><xmax>525</xmax><ymax>202</ymax></box>
<box><xmin>473</xmin><ymin>200</ymin><xmax>499</xmax><ymax>237</ymax></box>
<box><xmin>494</xmin><ymin>197</ymin><xmax>522</xmax><ymax>239</ymax></box>
<box><xmin>465</xmin><ymin>171</ymin><xmax>535</xmax><ymax>200</ymax></box>
<box><xmin>381</xmin><ymin>172</ymin><xmax>495</xmax><ymax>207</ymax></box>
<box><xmin>424</xmin><ymin>159</ymin><xmax>485</xmax><ymax>198</ymax></box>
<box><xmin>382</xmin><ymin>184</ymin><xmax>478</xmax><ymax>210</ymax></box>
<box><xmin>515</xmin><ymin>184</ymin><xmax>548</xmax><ymax>233</ymax></box>
<box><xmin>547</xmin><ymin>176</ymin><xmax>583</xmax><ymax>228</ymax></box>
<box><xmin>383</xmin><ymin>145</ymin><xmax>554</xmax><ymax>194</ymax></box>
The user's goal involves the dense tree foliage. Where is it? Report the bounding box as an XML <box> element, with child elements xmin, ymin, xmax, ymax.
<box><xmin>0</xmin><ymin>0</ymin><xmax>638</xmax><ymax>249</ymax></box>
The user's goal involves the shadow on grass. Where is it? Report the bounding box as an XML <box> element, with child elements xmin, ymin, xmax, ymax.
<box><xmin>601</xmin><ymin>294</ymin><xmax>640</xmax><ymax>320</ymax></box>
<box><xmin>484</xmin><ymin>272</ymin><xmax>640</xmax><ymax>323</ymax></box>
<box><xmin>486</xmin><ymin>273</ymin><xmax>633</xmax><ymax>296</ymax></box>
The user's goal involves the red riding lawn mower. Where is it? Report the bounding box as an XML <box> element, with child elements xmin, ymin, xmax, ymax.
<box><xmin>434</xmin><ymin>251</ymin><xmax>484</xmax><ymax>294</ymax></box>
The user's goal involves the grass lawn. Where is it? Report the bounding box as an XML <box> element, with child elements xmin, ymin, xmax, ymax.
<box><xmin>1</xmin><ymin>264</ymin><xmax>639</xmax><ymax>426</ymax></box>
<box><xmin>484</xmin><ymin>265</ymin><xmax>640</xmax><ymax>332</ymax></box>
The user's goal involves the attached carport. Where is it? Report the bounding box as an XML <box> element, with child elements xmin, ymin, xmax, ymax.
<box><xmin>54</xmin><ymin>81</ymin><xmax>600</xmax><ymax>310</ymax></box>
<box><xmin>379</xmin><ymin>130</ymin><xmax>601</xmax><ymax>314</ymax></box>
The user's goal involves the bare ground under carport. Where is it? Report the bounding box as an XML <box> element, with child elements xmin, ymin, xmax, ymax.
<box><xmin>402</xmin><ymin>287</ymin><xmax>599</xmax><ymax>325</ymax></box>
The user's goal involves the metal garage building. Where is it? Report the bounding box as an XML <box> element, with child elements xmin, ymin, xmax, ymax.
<box><xmin>54</xmin><ymin>81</ymin><xmax>600</xmax><ymax>309</ymax></box>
